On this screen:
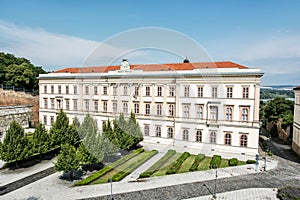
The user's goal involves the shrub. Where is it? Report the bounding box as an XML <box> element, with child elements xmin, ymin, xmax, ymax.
<box><xmin>189</xmin><ymin>154</ymin><xmax>205</xmax><ymax>171</ymax></box>
<box><xmin>75</xmin><ymin>166</ymin><xmax>113</xmax><ymax>186</ymax></box>
<box><xmin>112</xmin><ymin>170</ymin><xmax>130</xmax><ymax>182</ymax></box>
<box><xmin>166</xmin><ymin>152</ymin><xmax>190</xmax><ymax>175</ymax></box>
<box><xmin>268</xmin><ymin>151</ymin><xmax>273</xmax><ymax>156</ymax></box>
<box><xmin>210</xmin><ymin>155</ymin><xmax>222</xmax><ymax>169</ymax></box>
<box><xmin>246</xmin><ymin>159</ymin><xmax>256</xmax><ymax>164</ymax></box>
<box><xmin>228</xmin><ymin>158</ymin><xmax>238</xmax><ymax>166</ymax></box>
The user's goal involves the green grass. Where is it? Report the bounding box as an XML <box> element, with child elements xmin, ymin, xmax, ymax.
<box><xmin>197</xmin><ymin>157</ymin><xmax>212</xmax><ymax>171</ymax></box>
<box><xmin>219</xmin><ymin>159</ymin><xmax>229</xmax><ymax>168</ymax></box>
<box><xmin>152</xmin><ymin>153</ymin><xmax>181</xmax><ymax>177</ymax></box>
<box><xmin>91</xmin><ymin>150</ymin><xmax>157</xmax><ymax>184</ymax></box>
<box><xmin>178</xmin><ymin>155</ymin><xmax>196</xmax><ymax>173</ymax></box>
<box><xmin>238</xmin><ymin>160</ymin><xmax>246</xmax><ymax>165</ymax></box>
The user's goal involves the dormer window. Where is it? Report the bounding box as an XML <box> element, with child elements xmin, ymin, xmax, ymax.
<box><xmin>120</xmin><ymin>58</ymin><xmax>130</xmax><ymax>71</ymax></box>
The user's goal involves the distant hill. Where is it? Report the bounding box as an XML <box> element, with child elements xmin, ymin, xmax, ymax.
<box><xmin>260</xmin><ymin>85</ymin><xmax>296</xmax><ymax>100</ymax></box>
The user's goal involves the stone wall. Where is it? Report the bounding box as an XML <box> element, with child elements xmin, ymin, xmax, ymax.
<box><xmin>266</xmin><ymin>120</ymin><xmax>290</xmax><ymax>142</ymax></box>
<box><xmin>0</xmin><ymin>105</ymin><xmax>33</xmax><ymax>140</ymax></box>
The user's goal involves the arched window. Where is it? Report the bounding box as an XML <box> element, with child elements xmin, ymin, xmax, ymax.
<box><xmin>241</xmin><ymin>107</ymin><xmax>249</xmax><ymax>121</ymax></box>
<box><xmin>210</xmin><ymin>131</ymin><xmax>217</xmax><ymax>144</ymax></box>
<box><xmin>156</xmin><ymin>126</ymin><xmax>161</xmax><ymax>137</ymax></box>
<box><xmin>144</xmin><ymin>125</ymin><xmax>149</xmax><ymax>136</ymax></box>
<box><xmin>196</xmin><ymin>130</ymin><xmax>202</xmax><ymax>142</ymax></box>
<box><xmin>240</xmin><ymin>134</ymin><xmax>248</xmax><ymax>147</ymax></box>
<box><xmin>183</xmin><ymin>129</ymin><xmax>189</xmax><ymax>141</ymax></box>
<box><xmin>224</xmin><ymin>133</ymin><xmax>231</xmax><ymax>145</ymax></box>
<box><xmin>168</xmin><ymin>127</ymin><xmax>174</xmax><ymax>138</ymax></box>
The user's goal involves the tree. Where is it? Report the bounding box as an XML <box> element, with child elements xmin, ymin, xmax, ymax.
<box><xmin>0</xmin><ymin>121</ymin><xmax>30</xmax><ymax>165</ymax></box>
<box><xmin>49</xmin><ymin>110</ymin><xmax>70</xmax><ymax>147</ymax></box>
<box><xmin>54</xmin><ymin>144</ymin><xmax>80</xmax><ymax>181</ymax></box>
<box><xmin>32</xmin><ymin>122</ymin><xmax>50</xmax><ymax>160</ymax></box>
<box><xmin>76</xmin><ymin>143</ymin><xmax>97</xmax><ymax>165</ymax></box>
<box><xmin>263</xmin><ymin>97</ymin><xmax>294</xmax><ymax>122</ymax></box>
<box><xmin>73</xmin><ymin>117</ymin><xmax>81</xmax><ymax>129</ymax></box>
<box><xmin>65</xmin><ymin>124</ymin><xmax>81</xmax><ymax>146</ymax></box>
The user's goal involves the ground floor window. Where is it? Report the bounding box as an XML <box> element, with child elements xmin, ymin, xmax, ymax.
<box><xmin>183</xmin><ymin>129</ymin><xmax>189</xmax><ymax>141</ymax></box>
<box><xmin>156</xmin><ymin>126</ymin><xmax>161</xmax><ymax>137</ymax></box>
<box><xmin>144</xmin><ymin>125</ymin><xmax>149</xmax><ymax>136</ymax></box>
<box><xmin>240</xmin><ymin>134</ymin><xmax>248</xmax><ymax>147</ymax></box>
<box><xmin>210</xmin><ymin>131</ymin><xmax>217</xmax><ymax>144</ymax></box>
<box><xmin>196</xmin><ymin>130</ymin><xmax>202</xmax><ymax>142</ymax></box>
<box><xmin>167</xmin><ymin>127</ymin><xmax>173</xmax><ymax>138</ymax></box>
<box><xmin>224</xmin><ymin>133</ymin><xmax>231</xmax><ymax>145</ymax></box>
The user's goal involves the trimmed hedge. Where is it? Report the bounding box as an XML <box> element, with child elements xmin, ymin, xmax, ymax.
<box><xmin>228</xmin><ymin>158</ymin><xmax>238</xmax><ymax>166</ymax></box>
<box><xmin>166</xmin><ymin>152</ymin><xmax>190</xmax><ymax>175</ymax></box>
<box><xmin>246</xmin><ymin>159</ymin><xmax>256</xmax><ymax>164</ymax></box>
<box><xmin>75</xmin><ymin>148</ymin><xmax>144</xmax><ymax>186</ymax></box>
<box><xmin>210</xmin><ymin>155</ymin><xmax>222</xmax><ymax>169</ymax></box>
<box><xmin>189</xmin><ymin>154</ymin><xmax>205</xmax><ymax>171</ymax></box>
<box><xmin>139</xmin><ymin>150</ymin><xmax>176</xmax><ymax>178</ymax></box>
<box><xmin>112</xmin><ymin>170</ymin><xmax>130</xmax><ymax>182</ymax></box>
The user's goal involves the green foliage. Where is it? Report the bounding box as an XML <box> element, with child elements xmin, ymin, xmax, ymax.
<box><xmin>189</xmin><ymin>154</ymin><xmax>205</xmax><ymax>171</ymax></box>
<box><xmin>54</xmin><ymin>144</ymin><xmax>80</xmax><ymax>175</ymax></box>
<box><xmin>112</xmin><ymin>170</ymin><xmax>129</xmax><ymax>182</ymax></box>
<box><xmin>260</xmin><ymin>88</ymin><xmax>294</xmax><ymax>100</ymax></box>
<box><xmin>76</xmin><ymin>143</ymin><xmax>97</xmax><ymax>165</ymax></box>
<box><xmin>32</xmin><ymin>122</ymin><xmax>50</xmax><ymax>155</ymax></box>
<box><xmin>166</xmin><ymin>152</ymin><xmax>190</xmax><ymax>175</ymax></box>
<box><xmin>210</xmin><ymin>155</ymin><xmax>222</xmax><ymax>169</ymax></box>
<box><xmin>73</xmin><ymin>117</ymin><xmax>81</xmax><ymax>129</ymax></box>
<box><xmin>228</xmin><ymin>158</ymin><xmax>238</xmax><ymax>166</ymax></box>
<box><xmin>246</xmin><ymin>159</ymin><xmax>256</xmax><ymax>164</ymax></box>
<box><xmin>0</xmin><ymin>52</ymin><xmax>46</xmax><ymax>90</ymax></box>
<box><xmin>0</xmin><ymin>121</ymin><xmax>30</xmax><ymax>162</ymax></box>
<box><xmin>49</xmin><ymin>110</ymin><xmax>70</xmax><ymax>147</ymax></box>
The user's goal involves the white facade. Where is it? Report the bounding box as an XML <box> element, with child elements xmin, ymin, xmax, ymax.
<box><xmin>39</xmin><ymin>61</ymin><xmax>263</xmax><ymax>156</ymax></box>
<box><xmin>292</xmin><ymin>87</ymin><xmax>300</xmax><ymax>155</ymax></box>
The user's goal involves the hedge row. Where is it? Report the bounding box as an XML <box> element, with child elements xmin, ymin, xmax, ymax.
<box><xmin>246</xmin><ymin>159</ymin><xmax>256</xmax><ymax>164</ymax></box>
<box><xmin>228</xmin><ymin>158</ymin><xmax>238</xmax><ymax>166</ymax></box>
<box><xmin>112</xmin><ymin>170</ymin><xmax>130</xmax><ymax>182</ymax></box>
<box><xmin>75</xmin><ymin>148</ymin><xmax>144</xmax><ymax>186</ymax></box>
<box><xmin>139</xmin><ymin>150</ymin><xmax>176</xmax><ymax>178</ymax></box>
<box><xmin>210</xmin><ymin>155</ymin><xmax>222</xmax><ymax>169</ymax></box>
<box><xmin>189</xmin><ymin>154</ymin><xmax>205</xmax><ymax>171</ymax></box>
<box><xmin>166</xmin><ymin>152</ymin><xmax>190</xmax><ymax>175</ymax></box>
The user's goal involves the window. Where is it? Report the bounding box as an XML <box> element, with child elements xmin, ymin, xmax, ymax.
<box><xmin>169</xmin><ymin>86</ymin><xmax>175</xmax><ymax>96</ymax></box>
<box><xmin>94</xmin><ymin>101</ymin><xmax>98</xmax><ymax>111</ymax></box>
<box><xmin>145</xmin><ymin>104</ymin><xmax>150</xmax><ymax>115</ymax></box>
<box><xmin>168</xmin><ymin>104</ymin><xmax>174</xmax><ymax>116</ymax></box>
<box><xmin>57</xmin><ymin>99</ymin><xmax>62</xmax><ymax>109</ymax></box>
<box><xmin>74</xmin><ymin>85</ymin><xmax>77</xmax><ymax>94</ymax></box>
<box><xmin>103</xmin><ymin>86</ymin><xmax>107</xmax><ymax>95</ymax></box>
<box><xmin>44</xmin><ymin>98</ymin><xmax>48</xmax><ymax>109</ymax></box>
<box><xmin>51</xmin><ymin>85</ymin><xmax>54</xmax><ymax>94</ymax></box>
<box><xmin>196</xmin><ymin>130</ymin><xmax>202</xmax><ymax>142</ymax></box>
<box><xmin>225</xmin><ymin>107</ymin><xmax>233</xmax><ymax>121</ymax></box>
<box><xmin>184</xmin><ymin>86</ymin><xmax>190</xmax><ymax>97</ymax></box>
<box><xmin>85</xmin><ymin>100</ymin><xmax>89</xmax><ymax>111</ymax></box>
<box><xmin>241</xmin><ymin>107</ymin><xmax>249</xmax><ymax>121</ymax></box>
<box><xmin>103</xmin><ymin>101</ymin><xmax>108</xmax><ymax>112</ymax></box>
<box><xmin>85</xmin><ymin>86</ymin><xmax>89</xmax><ymax>95</ymax></box>
<box><xmin>212</xmin><ymin>87</ymin><xmax>218</xmax><ymax>98</ymax></box>
<box><xmin>113</xmin><ymin>102</ymin><xmax>117</xmax><ymax>113</ymax></box>
<box><xmin>157</xmin><ymin>104</ymin><xmax>162</xmax><ymax>115</ymax></box>
<box><xmin>66</xmin><ymin>99</ymin><xmax>70</xmax><ymax>110</ymax></box>
<box><xmin>73</xmin><ymin>100</ymin><xmax>78</xmax><ymax>111</ymax></box>
<box><xmin>196</xmin><ymin>105</ymin><xmax>203</xmax><ymax>119</ymax></box>
<box><xmin>123</xmin><ymin>86</ymin><xmax>128</xmax><ymax>95</ymax></box>
<box><xmin>183</xmin><ymin>129</ymin><xmax>189</xmax><ymax>141</ymax></box>
<box><xmin>242</xmin><ymin>87</ymin><xmax>249</xmax><ymax>99</ymax></box>
<box><xmin>50</xmin><ymin>116</ymin><xmax>54</xmax><ymax>126</ymax></box>
<box><xmin>123</xmin><ymin>102</ymin><xmax>128</xmax><ymax>113</ymax></box>
<box><xmin>224</xmin><ymin>133</ymin><xmax>231</xmax><ymax>145</ymax></box>
<box><xmin>58</xmin><ymin>85</ymin><xmax>61</xmax><ymax>94</ymax></box>
<box><xmin>210</xmin><ymin>131</ymin><xmax>217</xmax><ymax>144</ymax></box>
<box><xmin>146</xmin><ymin>86</ymin><xmax>151</xmax><ymax>96</ymax></box>
<box><xmin>198</xmin><ymin>86</ymin><xmax>203</xmax><ymax>97</ymax></box>
<box><xmin>66</xmin><ymin>85</ymin><xmax>69</xmax><ymax>94</ymax></box>
<box><xmin>210</xmin><ymin>106</ymin><xmax>218</xmax><ymax>121</ymax></box>
<box><xmin>156</xmin><ymin>126</ymin><xmax>161</xmax><ymax>137</ymax></box>
<box><xmin>183</xmin><ymin>105</ymin><xmax>189</xmax><ymax>119</ymax></box>
<box><xmin>144</xmin><ymin>125</ymin><xmax>150</xmax><ymax>136</ymax></box>
<box><xmin>43</xmin><ymin>115</ymin><xmax>47</xmax><ymax>125</ymax></box>
<box><xmin>134</xmin><ymin>86</ymin><xmax>139</xmax><ymax>96</ymax></box>
<box><xmin>94</xmin><ymin>86</ymin><xmax>98</xmax><ymax>95</ymax></box>
<box><xmin>44</xmin><ymin>85</ymin><xmax>47</xmax><ymax>94</ymax></box>
<box><xmin>134</xmin><ymin>103</ymin><xmax>139</xmax><ymax>114</ymax></box>
<box><xmin>113</xmin><ymin>86</ymin><xmax>117</xmax><ymax>96</ymax></box>
<box><xmin>157</xmin><ymin>86</ymin><xmax>162</xmax><ymax>96</ymax></box>
<box><xmin>227</xmin><ymin>87</ymin><xmax>233</xmax><ymax>98</ymax></box>
<box><xmin>168</xmin><ymin>127</ymin><xmax>174</xmax><ymax>138</ymax></box>
<box><xmin>51</xmin><ymin>99</ymin><xmax>55</xmax><ymax>109</ymax></box>
<box><xmin>240</xmin><ymin>134</ymin><xmax>248</xmax><ymax>147</ymax></box>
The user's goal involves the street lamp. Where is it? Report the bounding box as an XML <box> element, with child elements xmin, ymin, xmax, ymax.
<box><xmin>203</xmin><ymin>166</ymin><xmax>218</xmax><ymax>199</ymax></box>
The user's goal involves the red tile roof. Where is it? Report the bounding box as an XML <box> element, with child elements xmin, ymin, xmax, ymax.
<box><xmin>54</xmin><ymin>61</ymin><xmax>248</xmax><ymax>73</ymax></box>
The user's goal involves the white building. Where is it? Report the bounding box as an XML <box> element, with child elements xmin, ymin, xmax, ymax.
<box><xmin>292</xmin><ymin>86</ymin><xmax>300</xmax><ymax>156</ymax></box>
<box><xmin>39</xmin><ymin>59</ymin><xmax>263</xmax><ymax>156</ymax></box>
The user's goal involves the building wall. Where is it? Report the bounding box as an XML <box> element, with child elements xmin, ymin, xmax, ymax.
<box><xmin>39</xmin><ymin>68</ymin><xmax>262</xmax><ymax>156</ymax></box>
<box><xmin>292</xmin><ymin>89</ymin><xmax>300</xmax><ymax>155</ymax></box>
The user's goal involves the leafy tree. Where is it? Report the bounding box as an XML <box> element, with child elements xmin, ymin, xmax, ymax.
<box><xmin>54</xmin><ymin>144</ymin><xmax>80</xmax><ymax>181</ymax></box>
<box><xmin>263</xmin><ymin>97</ymin><xmax>294</xmax><ymax>122</ymax></box>
<box><xmin>32</xmin><ymin>122</ymin><xmax>50</xmax><ymax>160</ymax></box>
<box><xmin>49</xmin><ymin>110</ymin><xmax>70</xmax><ymax>147</ymax></box>
<box><xmin>0</xmin><ymin>121</ymin><xmax>30</xmax><ymax>165</ymax></box>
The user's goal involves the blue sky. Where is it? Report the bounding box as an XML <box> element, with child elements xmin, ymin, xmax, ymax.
<box><xmin>0</xmin><ymin>0</ymin><xmax>300</xmax><ymax>85</ymax></box>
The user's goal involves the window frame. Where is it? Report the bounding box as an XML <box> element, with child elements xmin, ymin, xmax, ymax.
<box><xmin>196</xmin><ymin>130</ymin><xmax>202</xmax><ymax>142</ymax></box>
<box><xmin>183</xmin><ymin>129</ymin><xmax>189</xmax><ymax>141</ymax></box>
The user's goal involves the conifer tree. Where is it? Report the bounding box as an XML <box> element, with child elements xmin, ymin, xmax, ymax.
<box><xmin>49</xmin><ymin>110</ymin><xmax>69</xmax><ymax>147</ymax></box>
<box><xmin>32</xmin><ymin>122</ymin><xmax>50</xmax><ymax>160</ymax></box>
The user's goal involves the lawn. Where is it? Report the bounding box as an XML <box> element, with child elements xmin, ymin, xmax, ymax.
<box><xmin>151</xmin><ymin>153</ymin><xmax>181</xmax><ymax>177</ymax></box>
<box><xmin>91</xmin><ymin>150</ymin><xmax>157</xmax><ymax>184</ymax></box>
<box><xmin>197</xmin><ymin>157</ymin><xmax>212</xmax><ymax>171</ymax></box>
<box><xmin>178</xmin><ymin>155</ymin><xmax>196</xmax><ymax>173</ymax></box>
<box><xmin>219</xmin><ymin>159</ymin><xmax>229</xmax><ymax>168</ymax></box>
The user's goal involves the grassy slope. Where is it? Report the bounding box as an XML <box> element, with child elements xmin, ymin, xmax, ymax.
<box><xmin>151</xmin><ymin>153</ymin><xmax>181</xmax><ymax>177</ymax></box>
